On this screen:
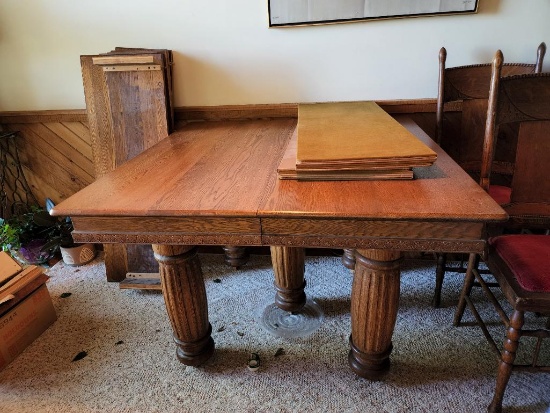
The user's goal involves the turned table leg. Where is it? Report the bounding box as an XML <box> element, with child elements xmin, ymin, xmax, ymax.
<box><xmin>152</xmin><ymin>244</ymin><xmax>214</xmax><ymax>366</ymax></box>
<box><xmin>349</xmin><ymin>249</ymin><xmax>402</xmax><ymax>380</ymax></box>
<box><xmin>270</xmin><ymin>246</ymin><xmax>306</xmax><ymax>312</ymax></box>
<box><xmin>222</xmin><ymin>246</ymin><xmax>250</xmax><ymax>268</ymax></box>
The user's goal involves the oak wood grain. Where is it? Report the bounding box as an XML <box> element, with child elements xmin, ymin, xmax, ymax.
<box><xmin>81</xmin><ymin>50</ymin><xmax>174</xmax><ymax>281</ymax></box>
<box><xmin>349</xmin><ymin>249</ymin><xmax>402</xmax><ymax>379</ymax></box>
<box><xmin>152</xmin><ymin>245</ymin><xmax>214</xmax><ymax>365</ymax></box>
<box><xmin>53</xmin><ymin>119</ymin><xmax>295</xmax><ymax>218</ymax></box>
<box><xmin>53</xmin><ymin>116</ymin><xmax>506</xmax><ymax>235</ymax></box>
<box><xmin>261</xmin><ymin>117</ymin><xmax>505</xmax><ymax>223</ymax></box>
<box><xmin>0</xmin><ymin>101</ymin><xmax>443</xmax><ymax>218</ymax></box>
<box><xmin>51</xmin><ymin>113</ymin><xmax>507</xmax><ymax>376</ymax></box>
<box><xmin>270</xmin><ymin>246</ymin><xmax>306</xmax><ymax>312</ymax></box>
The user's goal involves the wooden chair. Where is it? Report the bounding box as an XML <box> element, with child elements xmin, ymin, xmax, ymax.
<box><xmin>454</xmin><ymin>58</ymin><xmax>550</xmax><ymax>413</ymax></box>
<box><xmin>432</xmin><ymin>42</ymin><xmax>546</xmax><ymax>307</ymax></box>
<box><xmin>459</xmin><ymin>235</ymin><xmax>550</xmax><ymax>413</ymax></box>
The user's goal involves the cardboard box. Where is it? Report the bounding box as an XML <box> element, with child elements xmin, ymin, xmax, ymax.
<box><xmin>0</xmin><ymin>283</ymin><xmax>57</xmax><ymax>371</ymax></box>
<box><xmin>0</xmin><ymin>251</ymin><xmax>23</xmax><ymax>284</ymax></box>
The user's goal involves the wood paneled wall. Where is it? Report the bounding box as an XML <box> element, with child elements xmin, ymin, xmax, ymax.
<box><xmin>0</xmin><ymin>110</ymin><xmax>93</xmax><ymax>208</ymax></box>
<box><xmin>0</xmin><ymin>100</ymin><xmax>438</xmax><ymax>212</ymax></box>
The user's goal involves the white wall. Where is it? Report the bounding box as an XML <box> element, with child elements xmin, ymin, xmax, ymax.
<box><xmin>0</xmin><ymin>0</ymin><xmax>549</xmax><ymax>111</ymax></box>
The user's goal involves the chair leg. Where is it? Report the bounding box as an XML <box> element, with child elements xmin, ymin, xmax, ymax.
<box><xmin>488</xmin><ymin>310</ymin><xmax>525</xmax><ymax>413</ymax></box>
<box><xmin>433</xmin><ymin>253</ymin><xmax>447</xmax><ymax>307</ymax></box>
<box><xmin>453</xmin><ymin>253</ymin><xmax>477</xmax><ymax>326</ymax></box>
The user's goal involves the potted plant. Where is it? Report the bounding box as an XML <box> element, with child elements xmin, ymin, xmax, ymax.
<box><xmin>40</xmin><ymin>199</ymin><xmax>96</xmax><ymax>266</ymax></box>
<box><xmin>1</xmin><ymin>200</ymin><xmax>96</xmax><ymax>266</ymax></box>
<box><xmin>1</xmin><ymin>204</ymin><xmax>59</xmax><ymax>265</ymax></box>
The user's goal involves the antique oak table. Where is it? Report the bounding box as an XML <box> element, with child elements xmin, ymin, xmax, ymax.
<box><xmin>52</xmin><ymin>115</ymin><xmax>507</xmax><ymax>379</ymax></box>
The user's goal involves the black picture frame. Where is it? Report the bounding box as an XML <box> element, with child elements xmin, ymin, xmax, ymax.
<box><xmin>268</xmin><ymin>0</ymin><xmax>479</xmax><ymax>28</ymax></box>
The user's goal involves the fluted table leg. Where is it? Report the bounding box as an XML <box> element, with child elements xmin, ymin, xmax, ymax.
<box><xmin>349</xmin><ymin>249</ymin><xmax>402</xmax><ymax>380</ymax></box>
<box><xmin>152</xmin><ymin>244</ymin><xmax>214</xmax><ymax>366</ymax></box>
<box><xmin>270</xmin><ymin>246</ymin><xmax>306</xmax><ymax>312</ymax></box>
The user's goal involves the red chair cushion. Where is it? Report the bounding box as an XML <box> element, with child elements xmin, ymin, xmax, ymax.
<box><xmin>489</xmin><ymin>235</ymin><xmax>550</xmax><ymax>292</ymax></box>
<box><xmin>488</xmin><ymin>185</ymin><xmax>512</xmax><ymax>205</ymax></box>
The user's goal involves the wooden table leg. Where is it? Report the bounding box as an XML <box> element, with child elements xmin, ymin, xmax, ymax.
<box><xmin>270</xmin><ymin>246</ymin><xmax>306</xmax><ymax>312</ymax></box>
<box><xmin>349</xmin><ymin>249</ymin><xmax>402</xmax><ymax>380</ymax></box>
<box><xmin>152</xmin><ymin>244</ymin><xmax>214</xmax><ymax>366</ymax></box>
<box><xmin>222</xmin><ymin>246</ymin><xmax>250</xmax><ymax>268</ymax></box>
<box><xmin>342</xmin><ymin>248</ymin><xmax>356</xmax><ymax>270</ymax></box>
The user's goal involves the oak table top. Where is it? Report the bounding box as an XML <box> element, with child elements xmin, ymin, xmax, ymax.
<box><xmin>52</xmin><ymin>114</ymin><xmax>507</xmax><ymax>380</ymax></box>
<box><xmin>53</xmin><ymin>116</ymin><xmax>506</xmax><ymax>251</ymax></box>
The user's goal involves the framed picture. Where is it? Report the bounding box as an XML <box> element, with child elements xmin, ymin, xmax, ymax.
<box><xmin>268</xmin><ymin>0</ymin><xmax>479</xmax><ymax>27</ymax></box>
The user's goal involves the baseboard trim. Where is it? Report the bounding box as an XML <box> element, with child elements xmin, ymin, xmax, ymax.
<box><xmin>0</xmin><ymin>110</ymin><xmax>88</xmax><ymax>124</ymax></box>
<box><xmin>0</xmin><ymin>99</ymin><xmax>443</xmax><ymax>124</ymax></box>
<box><xmin>175</xmin><ymin>99</ymin><xmax>440</xmax><ymax>121</ymax></box>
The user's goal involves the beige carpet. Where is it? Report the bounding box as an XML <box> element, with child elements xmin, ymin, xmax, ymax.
<box><xmin>0</xmin><ymin>252</ymin><xmax>548</xmax><ymax>413</ymax></box>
